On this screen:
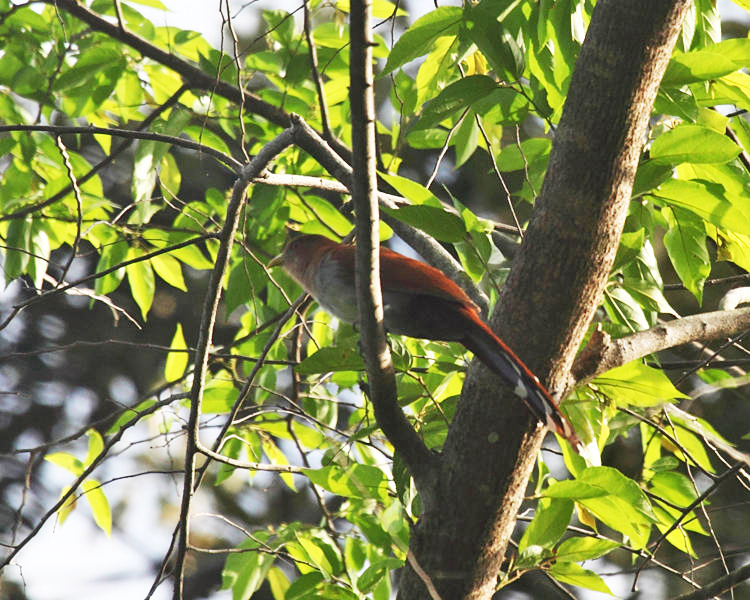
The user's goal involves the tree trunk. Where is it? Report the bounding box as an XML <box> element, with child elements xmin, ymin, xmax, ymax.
<box><xmin>397</xmin><ymin>1</ymin><xmax>692</xmax><ymax>598</ymax></box>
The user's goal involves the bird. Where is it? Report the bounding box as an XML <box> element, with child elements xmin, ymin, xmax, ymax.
<box><xmin>269</xmin><ymin>233</ymin><xmax>581</xmax><ymax>450</ymax></box>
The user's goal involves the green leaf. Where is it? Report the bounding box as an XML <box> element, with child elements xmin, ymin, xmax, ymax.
<box><xmin>651</xmin><ymin>124</ymin><xmax>740</xmax><ymax>165</ymax></box>
<box><xmin>663</xmin><ymin>207</ymin><xmax>710</xmax><ymax>304</ymax></box>
<box><xmin>225</xmin><ymin>259</ymin><xmax>265</xmax><ymax>317</ymax></box>
<box><xmin>56</xmin><ymin>485</ymin><xmax>76</xmax><ymax>525</ymax></box>
<box><xmin>381</xmin><ymin>7</ymin><xmax>463</xmax><ymax>75</ymax></box>
<box><xmin>548</xmin><ymin>562</ymin><xmax>614</xmax><ymax>595</ymax></box>
<box><xmin>462</xmin><ymin>4</ymin><xmax>525</xmax><ymax>80</ymax></box>
<box><xmin>52</xmin><ymin>47</ymin><xmax>125</xmax><ymax>91</ymax></box>
<box><xmin>654</xmin><ymin>87</ymin><xmax>699</xmax><ymax>122</ymax></box>
<box><xmin>262</xmin><ymin>438</ymin><xmax>296</xmax><ymax>490</ymax></box>
<box><xmin>662</xmin><ymin>51</ymin><xmax>738</xmax><ymax>86</ymax></box>
<box><xmin>653</xmin><ymin>503</ymin><xmax>697</xmax><ymax>556</ymax></box>
<box><xmin>664</xmin><ymin>424</ymin><xmax>715</xmax><ymax>473</ymax></box>
<box><xmin>295</xmin><ymin>531</ymin><xmax>342</xmax><ymax>578</ymax></box>
<box><xmin>165</xmin><ymin>323</ymin><xmax>188</xmax><ymax>382</ymax></box>
<box><xmin>221</xmin><ymin>536</ymin><xmax>275</xmax><ymax>600</ymax></box>
<box><xmin>543</xmin><ymin>480</ymin><xmax>608</xmax><ymax>500</ymax></box>
<box><xmin>151</xmin><ymin>251</ymin><xmax>187</xmax><ymax>291</ymax></box>
<box><xmin>415</xmin><ymin>75</ymin><xmax>498</xmax><ymax>130</ymax></box>
<box><xmin>379</xmin><ymin>172</ymin><xmax>440</xmax><ymax>205</ymax></box>
<box><xmin>495</xmin><ymin>137</ymin><xmax>551</xmax><ymax>171</ymax></box>
<box><xmin>4</xmin><ymin>215</ymin><xmax>31</xmax><ymax>283</ymax></box>
<box><xmin>125</xmin><ymin>248</ymin><xmax>155</xmax><ymax>320</ymax></box>
<box><xmin>44</xmin><ymin>451</ymin><xmax>85</xmax><ymax>476</ymax></box>
<box><xmin>611</xmin><ymin>228</ymin><xmax>645</xmax><ymax>273</ymax></box>
<box><xmin>352</xmin><ymin>512</ymin><xmax>392</xmax><ymax>550</ymax></box>
<box><xmin>518</xmin><ymin>497</ymin><xmax>573</xmax><ymax>552</ymax></box>
<box><xmin>556</xmin><ymin>537</ymin><xmax>619</xmax><ymax>563</ymax></box>
<box><xmin>84</xmin><ymin>429</ymin><xmax>104</xmax><ymax>467</ymax></box>
<box><xmin>296</xmin><ymin>346</ymin><xmax>365</xmax><ymax>375</ymax></box>
<box><xmin>415</xmin><ymin>34</ymin><xmax>460</xmax><ymax>107</ymax></box>
<box><xmin>304</xmin><ymin>464</ymin><xmax>389</xmax><ymax>501</ymax></box>
<box><xmin>559</xmin><ymin>467</ymin><xmax>656</xmax><ymax>550</ymax></box>
<box><xmin>107</xmin><ymin>399</ymin><xmax>157</xmax><ymax>434</ymax></box>
<box><xmin>285</xmin><ymin>572</ymin><xmax>324</xmax><ymax>600</ymax></box>
<box><xmin>595</xmin><ymin>361</ymin><xmax>688</xmax><ymax>407</ymax></box>
<box><xmin>95</xmin><ymin>239</ymin><xmax>129</xmax><ymax>296</ymax></box>
<box><xmin>27</xmin><ymin>222</ymin><xmax>50</xmax><ymax>290</ymax></box>
<box><xmin>203</xmin><ymin>374</ymin><xmax>239</xmax><ymax>413</ymax></box>
<box><xmin>266</xmin><ymin>567</ymin><xmax>290</xmax><ymax>600</ymax></box>
<box><xmin>632</xmin><ymin>160</ymin><xmax>674</xmax><ymax>198</ymax></box>
<box><xmin>383</xmin><ymin>204</ymin><xmax>466</xmax><ymax>243</ymax></box>
<box><xmin>129</xmin><ymin>140</ymin><xmax>160</xmax><ymax>224</ymax></box>
<box><xmin>650</xmin><ymin>471</ymin><xmax>698</xmax><ymax>507</ymax></box>
<box><xmin>336</xmin><ymin>0</ymin><xmax>406</xmax><ymax>18</ymax></box>
<box><xmin>214</xmin><ymin>435</ymin><xmax>243</xmax><ymax>486</ymax></box>
<box><xmin>357</xmin><ymin>558</ymin><xmax>403</xmax><ymax>593</ymax></box>
<box><xmin>407</xmin><ymin>128</ymin><xmax>449</xmax><ymax>149</ymax></box>
<box><xmin>122</xmin><ymin>0</ymin><xmax>166</xmax><ymax>9</ymax></box>
<box><xmin>82</xmin><ymin>479</ymin><xmax>112</xmax><ymax>536</ymax></box>
<box><xmin>159</xmin><ymin>152</ymin><xmax>181</xmax><ymax>201</ymax></box>
<box><xmin>651</xmin><ymin>179</ymin><xmax>750</xmax><ymax>237</ymax></box>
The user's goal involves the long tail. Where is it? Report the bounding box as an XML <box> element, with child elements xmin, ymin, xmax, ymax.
<box><xmin>462</xmin><ymin>317</ymin><xmax>582</xmax><ymax>452</ymax></box>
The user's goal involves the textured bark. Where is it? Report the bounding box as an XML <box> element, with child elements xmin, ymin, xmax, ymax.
<box><xmin>397</xmin><ymin>1</ymin><xmax>692</xmax><ymax>598</ymax></box>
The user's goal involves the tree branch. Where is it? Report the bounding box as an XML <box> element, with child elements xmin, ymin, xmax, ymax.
<box><xmin>571</xmin><ymin>308</ymin><xmax>750</xmax><ymax>386</ymax></box>
<box><xmin>348</xmin><ymin>0</ymin><xmax>437</xmax><ymax>495</ymax></box>
<box><xmin>0</xmin><ymin>124</ymin><xmax>242</xmax><ymax>173</ymax></box>
<box><xmin>672</xmin><ymin>560</ymin><xmax>750</xmax><ymax>600</ymax></box>
<box><xmin>173</xmin><ymin>128</ymin><xmax>295</xmax><ymax>600</ymax></box>
<box><xmin>398</xmin><ymin>2</ymin><xmax>693</xmax><ymax>598</ymax></box>
<box><xmin>40</xmin><ymin>0</ymin><xmax>492</xmax><ymax>315</ymax></box>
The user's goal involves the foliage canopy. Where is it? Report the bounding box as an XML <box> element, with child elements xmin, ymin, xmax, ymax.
<box><xmin>1</xmin><ymin>0</ymin><xmax>750</xmax><ymax>599</ymax></box>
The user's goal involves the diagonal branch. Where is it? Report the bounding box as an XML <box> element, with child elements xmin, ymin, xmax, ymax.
<box><xmin>672</xmin><ymin>561</ymin><xmax>750</xmax><ymax>600</ymax></box>
<box><xmin>571</xmin><ymin>308</ymin><xmax>750</xmax><ymax>387</ymax></box>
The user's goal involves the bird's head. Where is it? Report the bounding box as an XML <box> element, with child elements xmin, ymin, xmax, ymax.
<box><xmin>268</xmin><ymin>233</ymin><xmax>340</xmax><ymax>282</ymax></box>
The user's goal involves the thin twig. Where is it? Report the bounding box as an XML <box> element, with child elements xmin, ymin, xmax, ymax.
<box><xmin>0</xmin><ymin>233</ymin><xmax>217</xmax><ymax>332</ymax></box>
<box><xmin>0</xmin><ymin>394</ymin><xmax>179</xmax><ymax>569</ymax></box>
<box><xmin>632</xmin><ymin>462</ymin><xmax>743</xmax><ymax>591</ymax></box>
<box><xmin>303</xmin><ymin>0</ymin><xmax>332</xmax><ymax>140</ymax></box>
<box><xmin>475</xmin><ymin>114</ymin><xmax>524</xmax><ymax>238</ymax></box>
<box><xmin>54</xmin><ymin>136</ymin><xmax>83</xmax><ymax>287</ymax></box>
<box><xmin>0</xmin><ymin>124</ymin><xmax>242</xmax><ymax>175</ymax></box>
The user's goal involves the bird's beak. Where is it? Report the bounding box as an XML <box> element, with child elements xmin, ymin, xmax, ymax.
<box><xmin>267</xmin><ymin>253</ymin><xmax>284</xmax><ymax>269</ymax></box>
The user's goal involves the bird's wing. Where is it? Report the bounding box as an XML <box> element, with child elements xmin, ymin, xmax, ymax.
<box><xmin>377</xmin><ymin>247</ymin><xmax>478</xmax><ymax>308</ymax></box>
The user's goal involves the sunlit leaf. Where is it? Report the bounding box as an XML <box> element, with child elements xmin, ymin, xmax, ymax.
<box><xmin>651</xmin><ymin>124</ymin><xmax>740</xmax><ymax>165</ymax></box>
<box><xmin>381</xmin><ymin>7</ymin><xmax>463</xmax><ymax>75</ymax></box>
<box><xmin>82</xmin><ymin>479</ymin><xmax>112</xmax><ymax>536</ymax></box>
<box><xmin>164</xmin><ymin>323</ymin><xmax>188</xmax><ymax>382</ymax></box>
<box><xmin>548</xmin><ymin>562</ymin><xmax>614</xmax><ymax>594</ymax></box>
<box><xmin>595</xmin><ymin>361</ymin><xmax>688</xmax><ymax>407</ymax></box>
<box><xmin>125</xmin><ymin>247</ymin><xmax>155</xmax><ymax>319</ymax></box>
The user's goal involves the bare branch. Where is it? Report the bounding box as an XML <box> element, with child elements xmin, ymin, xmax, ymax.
<box><xmin>672</xmin><ymin>561</ymin><xmax>750</xmax><ymax>600</ymax></box>
<box><xmin>0</xmin><ymin>124</ymin><xmax>242</xmax><ymax>174</ymax></box>
<box><xmin>0</xmin><ymin>233</ymin><xmax>218</xmax><ymax>332</ymax></box>
<box><xmin>0</xmin><ymin>394</ymin><xmax>177</xmax><ymax>569</ymax></box>
<box><xmin>571</xmin><ymin>308</ymin><xmax>750</xmax><ymax>387</ymax></box>
<box><xmin>172</xmin><ymin>127</ymin><xmax>295</xmax><ymax>599</ymax></box>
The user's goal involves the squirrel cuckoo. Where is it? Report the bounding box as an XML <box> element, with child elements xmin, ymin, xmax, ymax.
<box><xmin>269</xmin><ymin>233</ymin><xmax>581</xmax><ymax>450</ymax></box>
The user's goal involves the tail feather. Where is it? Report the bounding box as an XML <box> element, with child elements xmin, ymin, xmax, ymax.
<box><xmin>463</xmin><ymin>318</ymin><xmax>582</xmax><ymax>451</ymax></box>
